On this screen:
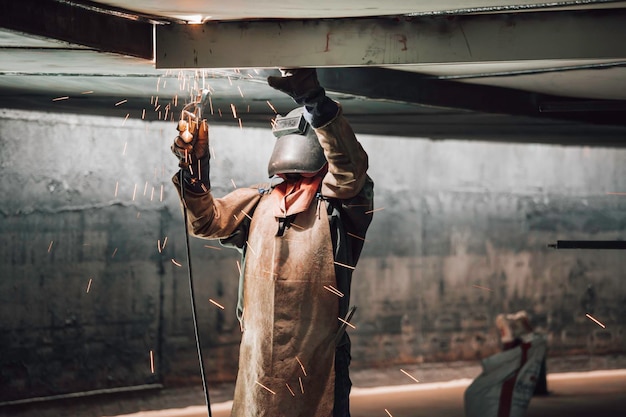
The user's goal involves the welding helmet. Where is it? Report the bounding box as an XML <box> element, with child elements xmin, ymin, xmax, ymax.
<box><xmin>268</xmin><ymin>107</ymin><xmax>327</xmax><ymax>177</ymax></box>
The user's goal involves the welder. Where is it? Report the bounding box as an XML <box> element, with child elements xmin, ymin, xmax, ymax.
<box><xmin>171</xmin><ymin>68</ymin><xmax>374</xmax><ymax>417</ymax></box>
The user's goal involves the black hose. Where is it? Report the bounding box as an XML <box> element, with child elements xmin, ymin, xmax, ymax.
<box><xmin>180</xmin><ymin>170</ymin><xmax>213</xmax><ymax>417</ymax></box>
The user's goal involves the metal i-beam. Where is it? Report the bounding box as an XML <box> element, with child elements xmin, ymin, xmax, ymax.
<box><xmin>316</xmin><ymin>67</ymin><xmax>626</xmax><ymax>127</ymax></box>
<box><xmin>156</xmin><ymin>8</ymin><xmax>626</xmax><ymax>69</ymax></box>
<box><xmin>0</xmin><ymin>0</ymin><xmax>154</xmax><ymax>59</ymax></box>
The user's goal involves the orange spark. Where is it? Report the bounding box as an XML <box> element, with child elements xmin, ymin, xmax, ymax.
<box><xmin>52</xmin><ymin>96</ymin><xmax>69</xmax><ymax>101</ymax></box>
<box><xmin>246</xmin><ymin>241</ymin><xmax>257</xmax><ymax>257</ymax></box>
<box><xmin>255</xmin><ymin>381</ymin><xmax>276</xmax><ymax>395</ymax></box>
<box><xmin>231</xmin><ymin>179</ymin><xmax>237</xmax><ymax>189</ymax></box>
<box><xmin>400</xmin><ymin>368</ymin><xmax>420</xmax><ymax>383</ymax></box>
<box><xmin>80</xmin><ymin>91</ymin><xmax>93</xmax><ymax>94</ymax></box>
<box><xmin>324</xmin><ymin>285</ymin><xmax>344</xmax><ymax>297</ymax></box>
<box><xmin>86</xmin><ymin>278</ymin><xmax>93</xmax><ymax>293</ymax></box>
<box><xmin>132</xmin><ymin>183</ymin><xmax>137</xmax><ymax>201</ymax></box>
<box><xmin>338</xmin><ymin>317</ymin><xmax>356</xmax><ymax>329</ymax></box>
<box><xmin>266</xmin><ymin>100</ymin><xmax>277</xmax><ymax>113</ymax></box>
<box><xmin>230</xmin><ymin>103</ymin><xmax>238</xmax><ymax>118</ymax></box>
<box><xmin>47</xmin><ymin>241</ymin><xmax>54</xmax><ymax>253</ymax></box>
<box><xmin>586</xmin><ymin>313</ymin><xmax>606</xmax><ymax>328</ymax></box>
<box><xmin>299</xmin><ymin>377</ymin><xmax>305</xmax><ymax>393</ymax></box>
<box><xmin>111</xmin><ymin>248</ymin><xmax>118</xmax><ymax>258</ymax></box>
<box><xmin>295</xmin><ymin>356</ymin><xmax>307</xmax><ymax>376</ymax></box>
<box><xmin>365</xmin><ymin>207</ymin><xmax>385</xmax><ymax>215</ymax></box>
<box><xmin>290</xmin><ymin>222</ymin><xmax>305</xmax><ymax>230</ymax></box>
<box><xmin>472</xmin><ymin>285</ymin><xmax>493</xmax><ymax>292</ymax></box>
<box><xmin>115</xmin><ymin>99</ymin><xmax>128</xmax><ymax>106</ymax></box>
<box><xmin>114</xmin><ymin>181</ymin><xmax>119</xmax><ymax>197</ymax></box>
<box><xmin>334</xmin><ymin>261</ymin><xmax>356</xmax><ymax>270</ymax></box>
<box><xmin>209</xmin><ymin>299</ymin><xmax>225</xmax><ymax>309</ymax></box>
<box><xmin>150</xmin><ymin>350</ymin><xmax>155</xmax><ymax>373</ymax></box>
<box><xmin>347</xmin><ymin>232</ymin><xmax>368</xmax><ymax>242</ymax></box>
<box><xmin>385</xmin><ymin>409</ymin><xmax>394</xmax><ymax>417</ymax></box>
<box><xmin>204</xmin><ymin>245</ymin><xmax>223</xmax><ymax>250</ymax></box>
<box><xmin>286</xmin><ymin>383</ymin><xmax>296</xmax><ymax>397</ymax></box>
<box><xmin>122</xmin><ymin>113</ymin><xmax>129</xmax><ymax>126</ymax></box>
<box><xmin>171</xmin><ymin>259</ymin><xmax>182</xmax><ymax>267</ymax></box>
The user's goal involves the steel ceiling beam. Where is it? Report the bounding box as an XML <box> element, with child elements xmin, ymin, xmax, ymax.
<box><xmin>316</xmin><ymin>67</ymin><xmax>626</xmax><ymax>127</ymax></box>
<box><xmin>156</xmin><ymin>8</ymin><xmax>626</xmax><ymax>69</ymax></box>
<box><xmin>0</xmin><ymin>0</ymin><xmax>154</xmax><ymax>59</ymax></box>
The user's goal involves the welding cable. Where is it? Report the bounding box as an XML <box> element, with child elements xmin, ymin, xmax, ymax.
<box><xmin>179</xmin><ymin>170</ymin><xmax>213</xmax><ymax>417</ymax></box>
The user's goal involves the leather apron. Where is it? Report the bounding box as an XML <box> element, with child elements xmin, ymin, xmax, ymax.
<box><xmin>231</xmin><ymin>193</ymin><xmax>339</xmax><ymax>417</ymax></box>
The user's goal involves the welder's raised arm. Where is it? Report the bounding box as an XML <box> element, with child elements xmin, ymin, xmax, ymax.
<box><xmin>315</xmin><ymin>108</ymin><xmax>369</xmax><ymax>200</ymax></box>
<box><xmin>171</xmin><ymin>116</ymin><xmax>263</xmax><ymax>240</ymax></box>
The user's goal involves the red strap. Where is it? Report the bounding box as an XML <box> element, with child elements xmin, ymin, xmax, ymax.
<box><xmin>497</xmin><ymin>343</ymin><xmax>530</xmax><ymax>417</ymax></box>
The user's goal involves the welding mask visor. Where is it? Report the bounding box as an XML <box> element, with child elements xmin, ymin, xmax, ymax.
<box><xmin>268</xmin><ymin>107</ymin><xmax>327</xmax><ymax>178</ymax></box>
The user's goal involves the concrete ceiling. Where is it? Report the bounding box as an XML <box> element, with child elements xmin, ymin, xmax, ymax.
<box><xmin>0</xmin><ymin>0</ymin><xmax>625</xmax><ymax>144</ymax></box>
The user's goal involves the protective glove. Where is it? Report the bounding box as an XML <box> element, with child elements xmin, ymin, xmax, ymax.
<box><xmin>171</xmin><ymin>118</ymin><xmax>211</xmax><ymax>192</ymax></box>
<box><xmin>267</xmin><ymin>68</ymin><xmax>339</xmax><ymax>128</ymax></box>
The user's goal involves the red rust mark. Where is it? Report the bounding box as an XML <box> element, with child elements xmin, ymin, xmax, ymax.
<box><xmin>396</xmin><ymin>34</ymin><xmax>408</xmax><ymax>51</ymax></box>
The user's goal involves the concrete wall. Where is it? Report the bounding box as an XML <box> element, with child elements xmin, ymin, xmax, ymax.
<box><xmin>1</xmin><ymin>109</ymin><xmax>625</xmax><ymax>403</ymax></box>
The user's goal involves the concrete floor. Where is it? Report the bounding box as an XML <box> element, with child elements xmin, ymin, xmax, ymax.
<box><xmin>106</xmin><ymin>369</ymin><xmax>626</xmax><ymax>417</ymax></box>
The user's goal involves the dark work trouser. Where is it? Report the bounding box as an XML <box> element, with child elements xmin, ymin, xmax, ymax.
<box><xmin>333</xmin><ymin>342</ymin><xmax>352</xmax><ymax>417</ymax></box>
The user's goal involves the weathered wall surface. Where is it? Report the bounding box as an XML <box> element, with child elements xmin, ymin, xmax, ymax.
<box><xmin>1</xmin><ymin>109</ymin><xmax>625</xmax><ymax>403</ymax></box>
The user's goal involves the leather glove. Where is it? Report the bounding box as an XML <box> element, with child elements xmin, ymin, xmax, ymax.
<box><xmin>267</xmin><ymin>68</ymin><xmax>339</xmax><ymax>128</ymax></box>
<box><xmin>267</xmin><ymin>68</ymin><xmax>323</xmax><ymax>105</ymax></box>
<box><xmin>171</xmin><ymin>118</ymin><xmax>211</xmax><ymax>192</ymax></box>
